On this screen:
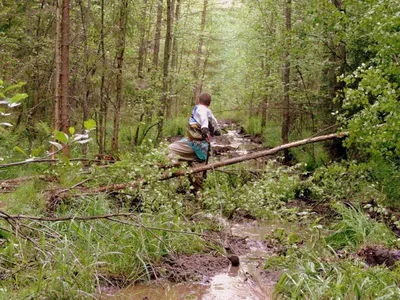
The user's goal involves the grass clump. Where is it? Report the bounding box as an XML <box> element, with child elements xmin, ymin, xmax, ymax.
<box><xmin>270</xmin><ymin>202</ymin><xmax>400</xmax><ymax>299</ymax></box>
<box><xmin>326</xmin><ymin>203</ymin><xmax>396</xmax><ymax>250</ymax></box>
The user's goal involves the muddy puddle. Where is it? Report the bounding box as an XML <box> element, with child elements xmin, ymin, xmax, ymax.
<box><xmin>99</xmin><ymin>220</ymin><xmax>280</xmax><ymax>300</ymax></box>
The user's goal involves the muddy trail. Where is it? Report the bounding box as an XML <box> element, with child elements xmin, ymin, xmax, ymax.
<box><xmin>100</xmin><ymin>219</ymin><xmax>281</xmax><ymax>300</ymax></box>
<box><xmin>97</xmin><ymin>121</ymin><xmax>283</xmax><ymax>299</ymax></box>
<box><xmin>97</xmin><ymin>121</ymin><xmax>400</xmax><ymax>299</ymax></box>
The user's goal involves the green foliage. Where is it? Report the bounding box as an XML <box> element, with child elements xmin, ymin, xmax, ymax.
<box><xmin>275</xmin><ymin>250</ymin><xmax>400</xmax><ymax>299</ymax></box>
<box><xmin>261</xmin><ymin>120</ymin><xmax>282</xmax><ymax>147</ymax></box>
<box><xmin>202</xmin><ymin>161</ymin><xmax>303</xmax><ymax>219</ymax></box>
<box><xmin>326</xmin><ymin>203</ymin><xmax>396</xmax><ymax>250</ymax></box>
<box><xmin>367</xmin><ymin>159</ymin><xmax>400</xmax><ymax>205</ymax></box>
<box><xmin>305</xmin><ymin>161</ymin><xmax>382</xmax><ymax>203</ymax></box>
<box><xmin>270</xmin><ymin>203</ymin><xmax>399</xmax><ymax>299</ymax></box>
<box><xmin>340</xmin><ymin>65</ymin><xmax>400</xmax><ymax>160</ymax></box>
<box><xmin>291</xmin><ymin>143</ymin><xmax>328</xmax><ymax>171</ymax></box>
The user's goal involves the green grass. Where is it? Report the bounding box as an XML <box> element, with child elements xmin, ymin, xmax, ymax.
<box><xmin>326</xmin><ymin>203</ymin><xmax>396</xmax><ymax>250</ymax></box>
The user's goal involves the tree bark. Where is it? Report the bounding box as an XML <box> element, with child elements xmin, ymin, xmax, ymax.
<box><xmin>111</xmin><ymin>0</ymin><xmax>129</xmax><ymax>154</ymax></box>
<box><xmin>138</xmin><ymin>0</ymin><xmax>148</xmax><ymax>79</ymax></box>
<box><xmin>171</xmin><ymin>0</ymin><xmax>181</xmax><ymax>117</ymax></box>
<box><xmin>52</xmin><ymin>0</ymin><xmax>61</xmax><ymax>161</ymax></box>
<box><xmin>193</xmin><ymin>0</ymin><xmax>208</xmax><ymax>104</ymax></box>
<box><xmin>152</xmin><ymin>0</ymin><xmax>163</xmax><ymax>71</ymax></box>
<box><xmin>326</xmin><ymin>0</ymin><xmax>347</xmax><ymax>159</ymax></box>
<box><xmin>155</xmin><ymin>0</ymin><xmax>173</xmax><ymax>144</ymax></box>
<box><xmin>281</xmin><ymin>0</ymin><xmax>291</xmax><ymax>162</ymax></box>
<box><xmin>98</xmin><ymin>0</ymin><xmax>107</xmax><ymax>154</ymax></box>
<box><xmin>79</xmin><ymin>0</ymin><xmax>91</xmax><ymax>157</ymax></box>
<box><xmin>60</xmin><ymin>0</ymin><xmax>70</xmax><ymax>156</ymax></box>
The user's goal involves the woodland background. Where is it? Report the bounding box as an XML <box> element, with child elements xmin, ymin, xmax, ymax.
<box><xmin>1</xmin><ymin>0</ymin><xmax>400</xmax><ymax>298</ymax></box>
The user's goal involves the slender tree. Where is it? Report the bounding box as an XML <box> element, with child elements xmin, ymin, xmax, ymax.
<box><xmin>171</xmin><ymin>0</ymin><xmax>181</xmax><ymax>116</ymax></box>
<box><xmin>52</xmin><ymin>0</ymin><xmax>61</xmax><ymax>161</ymax></box>
<box><xmin>281</xmin><ymin>0</ymin><xmax>291</xmax><ymax>162</ymax></box>
<box><xmin>98</xmin><ymin>0</ymin><xmax>107</xmax><ymax>154</ymax></box>
<box><xmin>111</xmin><ymin>0</ymin><xmax>129</xmax><ymax>153</ymax></box>
<box><xmin>152</xmin><ymin>0</ymin><xmax>163</xmax><ymax>71</ymax></box>
<box><xmin>155</xmin><ymin>0</ymin><xmax>173</xmax><ymax>144</ymax></box>
<box><xmin>78</xmin><ymin>0</ymin><xmax>91</xmax><ymax>156</ymax></box>
<box><xmin>60</xmin><ymin>0</ymin><xmax>70</xmax><ymax>156</ymax></box>
<box><xmin>193</xmin><ymin>0</ymin><xmax>208</xmax><ymax>104</ymax></box>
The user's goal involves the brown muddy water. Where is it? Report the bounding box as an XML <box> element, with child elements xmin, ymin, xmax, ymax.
<box><xmin>99</xmin><ymin>220</ymin><xmax>280</xmax><ymax>300</ymax></box>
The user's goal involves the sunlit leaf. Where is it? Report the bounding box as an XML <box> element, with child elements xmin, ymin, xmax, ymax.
<box><xmin>10</xmin><ymin>93</ymin><xmax>28</xmax><ymax>103</ymax></box>
<box><xmin>69</xmin><ymin>127</ymin><xmax>75</xmax><ymax>135</ymax></box>
<box><xmin>13</xmin><ymin>146</ymin><xmax>27</xmax><ymax>157</ymax></box>
<box><xmin>84</xmin><ymin>119</ymin><xmax>96</xmax><ymax>130</ymax></box>
<box><xmin>54</xmin><ymin>131</ymin><xmax>69</xmax><ymax>143</ymax></box>
<box><xmin>4</xmin><ymin>82</ymin><xmax>26</xmax><ymax>93</ymax></box>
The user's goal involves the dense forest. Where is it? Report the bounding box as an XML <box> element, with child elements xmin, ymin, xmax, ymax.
<box><xmin>1</xmin><ymin>0</ymin><xmax>400</xmax><ymax>298</ymax></box>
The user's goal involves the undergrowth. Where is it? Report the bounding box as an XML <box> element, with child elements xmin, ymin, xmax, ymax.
<box><xmin>2</xmin><ymin>131</ymin><xmax>400</xmax><ymax>298</ymax></box>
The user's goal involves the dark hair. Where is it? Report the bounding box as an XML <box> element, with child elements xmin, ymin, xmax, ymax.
<box><xmin>198</xmin><ymin>92</ymin><xmax>212</xmax><ymax>106</ymax></box>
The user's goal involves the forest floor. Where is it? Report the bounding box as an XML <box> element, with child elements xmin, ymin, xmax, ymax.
<box><xmin>2</xmin><ymin>121</ymin><xmax>400</xmax><ymax>299</ymax></box>
<box><xmin>98</xmin><ymin>121</ymin><xmax>400</xmax><ymax>299</ymax></box>
<box><xmin>98</xmin><ymin>121</ymin><xmax>295</xmax><ymax>299</ymax></box>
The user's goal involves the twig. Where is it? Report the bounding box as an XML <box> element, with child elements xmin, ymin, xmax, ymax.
<box><xmin>54</xmin><ymin>178</ymin><xmax>92</xmax><ymax>195</ymax></box>
<box><xmin>0</xmin><ymin>158</ymin><xmax>90</xmax><ymax>169</ymax></box>
<box><xmin>0</xmin><ymin>211</ymin><xmax>137</xmax><ymax>222</ymax></box>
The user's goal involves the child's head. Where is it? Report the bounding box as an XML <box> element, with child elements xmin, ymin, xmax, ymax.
<box><xmin>198</xmin><ymin>92</ymin><xmax>212</xmax><ymax>106</ymax></box>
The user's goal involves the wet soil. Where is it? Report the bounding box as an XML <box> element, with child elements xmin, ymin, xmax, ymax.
<box><xmin>98</xmin><ymin>122</ymin><xmax>282</xmax><ymax>299</ymax></box>
<box><xmin>358</xmin><ymin>245</ymin><xmax>400</xmax><ymax>267</ymax></box>
<box><xmin>159</xmin><ymin>253</ymin><xmax>231</xmax><ymax>283</ymax></box>
<box><xmin>99</xmin><ymin>219</ymin><xmax>279</xmax><ymax>300</ymax></box>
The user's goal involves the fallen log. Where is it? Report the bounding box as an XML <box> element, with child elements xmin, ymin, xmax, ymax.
<box><xmin>175</xmin><ymin>132</ymin><xmax>349</xmax><ymax>175</ymax></box>
<box><xmin>86</xmin><ymin>131</ymin><xmax>349</xmax><ymax>194</ymax></box>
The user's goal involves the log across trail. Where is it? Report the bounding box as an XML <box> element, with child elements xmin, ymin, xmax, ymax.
<box><xmin>92</xmin><ymin>131</ymin><xmax>349</xmax><ymax>194</ymax></box>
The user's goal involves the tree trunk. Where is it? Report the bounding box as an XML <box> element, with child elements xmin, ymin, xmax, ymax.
<box><xmin>79</xmin><ymin>0</ymin><xmax>91</xmax><ymax>157</ymax></box>
<box><xmin>152</xmin><ymin>0</ymin><xmax>163</xmax><ymax>71</ymax></box>
<box><xmin>281</xmin><ymin>0</ymin><xmax>291</xmax><ymax>162</ymax></box>
<box><xmin>138</xmin><ymin>0</ymin><xmax>148</xmax><ymax>79</ymax></box>
<box><xmin>171</xmin><ymin>0</ymin><xmax>181</xmax><ymax>117</ymax></box>
<box><xmin>60</xmin><ymin>0</ymin><xmax>70</xmax><ymax>156</ymax></box>
<box><xmin>155</xmin><ymin>0</ymin><xmax>173</xmax><ymax>144</ymax></box>
<box><xmin>111</xmin><ymin>0</ymin><xmax>129</xmax><ymax>154</ymax></box>
<box><xmin>193</xmin><ymin>0</ymin><xmax>208</xmax><ymax>104</ymax></box>
<box><xmin>326</xmin><ymin>0</ymin><xmax>347</xmax><ymax>159</ymax></box>
<box><xmin>165</xmin><ymin>0</ymin><xmax>175</xmax><ymax>119</ymax></box>
<box><xmin>98</xmin><ymin>0</ymin><xmax>107</xmax><ymax>154</ymax></box>
<box><xmin>52</xmin><ymin>0</ymin><xmax>61</xmax><ymax>161</ymax></box>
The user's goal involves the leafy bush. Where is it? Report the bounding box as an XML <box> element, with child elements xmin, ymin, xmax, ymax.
<box><xmin>202</xmin><ymin>161</ymin><xmax>303</xmax><ymax>219</ymax></box>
